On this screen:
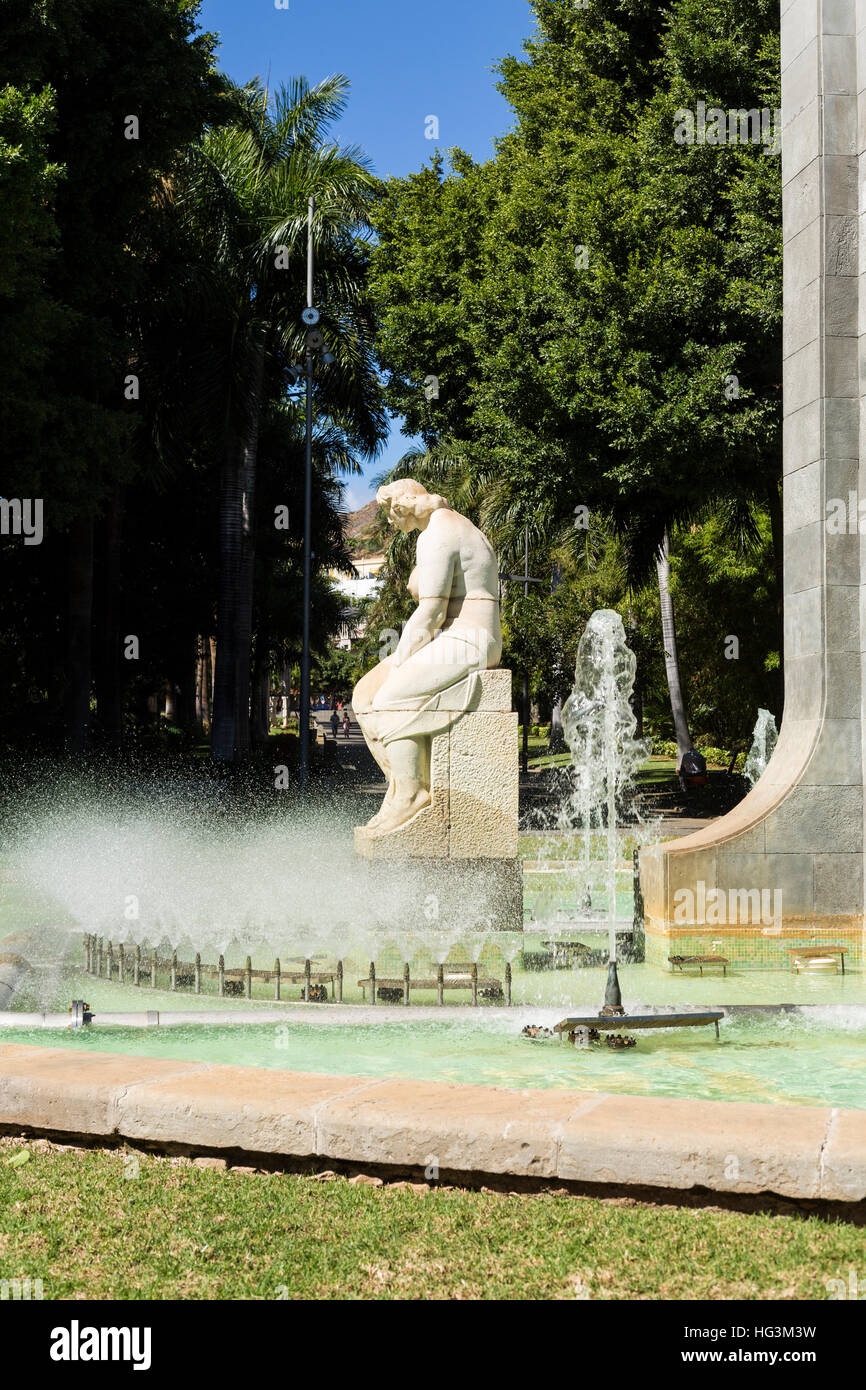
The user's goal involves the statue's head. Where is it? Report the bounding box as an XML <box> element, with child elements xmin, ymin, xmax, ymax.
<box><xmin>376</xmin><ymin>479</ymin><xmax>449</xmax><ymax>533</ymax></box>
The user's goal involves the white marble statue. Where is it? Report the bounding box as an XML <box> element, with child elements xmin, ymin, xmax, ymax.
<box><xmin>353</xmin><ymin>480</ymin><xmax>503</xmax><ymax>834</ymax></box>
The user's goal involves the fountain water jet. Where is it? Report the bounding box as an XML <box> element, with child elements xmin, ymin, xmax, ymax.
<box><xmin>551</xmin><ymin>611</ymin><xmax>722</xmax><ymax>1039</ymax></box>
<box><xmin>743</xmin><ymin>708</ymin><xmax>778</xmax><ymax>790</ymax></box>
<box><xmin>561</xmin><ymin>610</ymin><xmax>651</xmax><ymax>990</ymax></box>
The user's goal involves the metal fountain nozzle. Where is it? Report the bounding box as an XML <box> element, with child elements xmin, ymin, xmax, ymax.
<box><xmin>68</xmin><ymin>1000</ymin><xmax>92</xmax><ymax>1029</ymax></box>
<box><xmin>599</xmin><ymin>960</ymin><xmax>625</xmax><ymax>1017</ymax></box>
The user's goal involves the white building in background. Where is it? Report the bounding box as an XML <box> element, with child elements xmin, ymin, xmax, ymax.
<box><xmin>331</xmin><ymin>556</ymin><xmax>384</xmax><ymax>605</ymax></box>
<box><xmin>328</xmin><ymin>502</ymin><xmax>386</xmax><ymax>649</ymax></box>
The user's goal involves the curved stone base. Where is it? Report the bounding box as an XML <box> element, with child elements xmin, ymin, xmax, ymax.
<box><xmin>640</xmin><ymin>721</ymin><xmax>865</xmax><ymax>968</ymax></box>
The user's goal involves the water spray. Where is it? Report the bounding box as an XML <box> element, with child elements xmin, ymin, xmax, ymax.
<box><xmin>562</xmin><ymin>610</ymin><xmax>650</xmax><ymax>1013</ymax></box>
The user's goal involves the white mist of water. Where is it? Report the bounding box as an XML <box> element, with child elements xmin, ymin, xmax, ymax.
<box><xmin>4</xmin><ymin>761</ymin><xmax>518</xmax><ymax>975</ymax></box>
<box><xmin>5</xmin><ymin>775</ymin><xmax>475</xmax><ymax>965</ymax></box>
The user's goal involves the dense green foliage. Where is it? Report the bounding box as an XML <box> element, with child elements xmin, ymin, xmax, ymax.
<box><xmin>1</xmin><ymin>0</ymin><xmax>788</xmax><ymax>760</ymax></box>
<box><xmin>369</xmin><ymin>0</ymin><xmax>783</xmax><ymax>748</ymax></box>
<box><xmin>1</xmin><ymin>0</ymin><xmax>224</xmax><ymax>512</ymax></box>
<box><xmin>0</xmin><ymin>83</ymin><xmax>62</xmax><ymax>480</ymax></box>
<box><xmin>0</xmin><ymin>3</ymin><xmax>384</xmax><ymax>758</ymax></box>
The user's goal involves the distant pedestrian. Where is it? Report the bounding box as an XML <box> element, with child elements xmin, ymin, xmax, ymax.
<box><xmin>343</xmin><ymin>714</ymin><xmax>351</xmax><ymax>739</ymax></box>
<box><xmin>329</xmin><ymin>710</ymin><xmax>339</xmax><ymax>740</ymax></box>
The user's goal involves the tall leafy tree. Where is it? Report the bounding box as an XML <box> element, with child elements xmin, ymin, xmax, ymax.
<box><xmin>0</xmin><ymin>0</ymin><xmax>223</xmax><ymax>750</ymax></box>
<box><xmin>162</xmin><ymin>76</ymin><xmax>385</xmax><ymax>760</ymax></box>
<box><xmin>0</xmin><ymin>84</ymin><xmax>63</xmax><ymax>491</ymax></box>
<box><xmin>369</xmin><ymin>0</ymin><xmax>782</xmax><ymax>752</ymax></box>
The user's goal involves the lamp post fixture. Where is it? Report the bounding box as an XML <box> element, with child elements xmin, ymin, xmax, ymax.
<box><xmin>499</xmin><ymin>525</ymin><xmax>543</xmax><ymax>776</ymax></box>
<box><xmin>297</xmin><ymin>195</ymin><xmax>336</xmax><ymax>794</ymax></box>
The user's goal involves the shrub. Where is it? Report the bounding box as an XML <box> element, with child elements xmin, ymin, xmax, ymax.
<box><xmin>653</xmin><ymin>739</ymin><xmax>678</xmax><ymax>759</ymax></box>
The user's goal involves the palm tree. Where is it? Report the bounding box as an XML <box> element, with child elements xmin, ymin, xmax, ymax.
<box><xmin>168</xmin><ymin>77</ymin><xmax>384</xmax><ymax>760</ymax></box>
<box><xmin>251</xmin><ymin>399</ymin><xmax>363</xmax><ymax>746</ymax></box>
<box><xmin>615</xmin><ymin>484</ymin><xmax>774</xmax><ymax>766</ymax></box>
<box><xmin>655</xmin><ymin>528</ymin><xmax>692</xmax><ymax>763</ymax></box>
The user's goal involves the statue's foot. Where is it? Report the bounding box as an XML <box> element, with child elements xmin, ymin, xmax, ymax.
<box><xmin>366</xmin><ymin>781</ymin><xmax>396</xmax><ymax>828</ymax></box>
<box><xmin>371</xmin><ymin>788</ymin><xmax>431</xmax><ymax>834</ymax></box>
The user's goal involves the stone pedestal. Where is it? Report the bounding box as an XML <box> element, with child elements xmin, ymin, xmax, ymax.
<box><xmin>640</xmin><ymin>0</ymin><xmax>866</xmax><ymax>968</ymax></box>
<box><xmin>355</xmin><ymin>668</ymin><xmax>522</xmax><ymax>932</ymax></box>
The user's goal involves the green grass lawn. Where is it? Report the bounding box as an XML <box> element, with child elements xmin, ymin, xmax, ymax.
<box><xmin>0</xmin><ymin>1138</ymin><xmax>859</xmax><ymax>1300</ymax></box>
<box><xmin>523</xmin><ymin>733</ymin><xmax>572</xmax><ymax>770</ymax></box>
<box><xmin>636</xmin><ymin>756</ymin><xmax>680</xmax><ymax>784</ymax></box>
<box><xmin>523</xmin><ymin>737</ymin><xmax>682</xmax><ymax>782</ymax></box>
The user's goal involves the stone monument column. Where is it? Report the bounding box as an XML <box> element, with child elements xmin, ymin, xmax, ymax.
<box><xmin>641</xmin><ymin>0</ymin><xmax>865</xmax><ymax>966</ymax></box>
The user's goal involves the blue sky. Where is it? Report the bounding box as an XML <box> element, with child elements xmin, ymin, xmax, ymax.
<box><xmin>198</xmin><ymin>0</ymin><xmax>535</xmax><ymax>509</ymax></box>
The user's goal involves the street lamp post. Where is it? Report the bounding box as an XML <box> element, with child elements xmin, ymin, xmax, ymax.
<box><xmin>296</xmin><ymin>197</ymin><xmax>337</xmax><ymax>793</ymax></box>
<box><xmin>299</xmin><ymin>195</ymin><xmax>315</xmax><ymax>793</ymax></box>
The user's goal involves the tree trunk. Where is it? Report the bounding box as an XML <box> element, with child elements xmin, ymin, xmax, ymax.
<box><xmin>211</xmin><ymin>437</ymin><xmax>244</xmax><ymax>759</ymax></box>
<box><xmin>180</xmin><ymin>649</ymin><xmax>196</xmax><ymax>735</ymax></box>
<box><xmin>64</xmin><ymin>515</ymin><xmax>94</xmax><ymax>755</ymax></box>
<box><xmin>195</xmin><ymin>638</ymin><xmax>204</xmax><ymax>731</ymax></box>
<box><xmin>549</xmin><ymin>697</ymin><xmax>566</xmax><ymax>752</ymax></box>
<box><xmin>632</xmin><ymin>679</ymin><xmax>644</xmax><ymax>741</ymax></box>
<box><xmin>195</xmin><ymin>636</ymin><xmax>209</xmax><ymax>733</ymax></box>
<box><xmin>94</xmin><ymin>487</ymin><xmax>124</xmax><ymax>748</ymax></box>
<box><xmin>656</xmin><ymin>529</ymin><xmax>692</xmax><ymax>766</ymax></box>
<box><xmin>251</xmin><ymin>652</ymin><xmax>270</xmax><ymax>747</ymax></box>
<box><xmin>212</xmin><ymin>336</ymin><xmax>265</xmax><ymax>761</ymax></box>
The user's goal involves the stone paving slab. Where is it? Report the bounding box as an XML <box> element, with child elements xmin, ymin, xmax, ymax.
<box><xmin>0</xmin><ymin>1043</ymin><xmax>211</xmax><ymax>1137</ymax></box>
<box><xmin>557</xmin><ymin>1092</ymin><xmax>829</xmax><ymax>1198</ymax></box>
<box><xmin>821</xmin><ymin>1108</ymin><xmax>866</xmax><ymax>1202</ymax></box>
<box><xmin>316</xmin><ymin>1079</ymin><xmax>599</xmax><ymax>1179</ymax></box>
<box><xmin>0</xmin><ymin>1044</ymin><xmax>862</xmax><ymax>1201</ymax></box>
<box><xmin>120</xmin><ymin>1067</ymin><xmax>384</xmax><ymax>1156</ymax></box>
